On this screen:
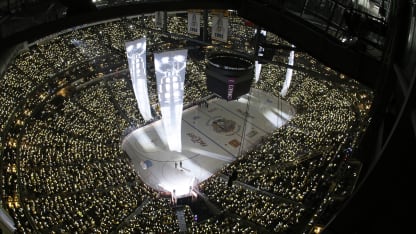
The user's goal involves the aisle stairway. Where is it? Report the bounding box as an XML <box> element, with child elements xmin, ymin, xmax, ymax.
<box><xmin>175</xmin><ymin>207</ymin><xmax>187</xmax><ymax>233</ymax></box>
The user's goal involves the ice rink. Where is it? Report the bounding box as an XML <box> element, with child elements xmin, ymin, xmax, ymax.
<box><xmin>122</xmin><ymin>89</ymin><xmax>295</xmax><ymax>196</ymax></box>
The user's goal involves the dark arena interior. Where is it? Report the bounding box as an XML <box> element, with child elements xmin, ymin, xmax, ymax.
<box><xmin>0</xmin><ymin>0</ymin><xmax>411</xmax><ymax>233</ymax></box>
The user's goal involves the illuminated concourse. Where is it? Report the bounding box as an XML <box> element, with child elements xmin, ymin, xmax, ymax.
<box><xmin>0</xmin><ymin>1</ymin><xmax>412</xmax><ymax>233</ymax></box>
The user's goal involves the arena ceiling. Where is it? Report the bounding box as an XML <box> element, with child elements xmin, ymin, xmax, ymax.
<box><xmin>1</xmin><ymin>0</ymin><xmax>385</xmax><ymax>88</ymax></box>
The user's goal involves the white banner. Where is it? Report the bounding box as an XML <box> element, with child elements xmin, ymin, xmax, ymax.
<box><xmin>254</xmin><ymin>61</ymin><xmax>262</xmax><ymax>83</ymax></box>
<box><xmin>154</xmin><ymin>49</ymin><xmax>188</xmax><ymax>152</ymax></box>
<box><xmin>281</xmin><ymin>45</ymin><xmax>295</xmax><ymax>97</ymax></box>
<box><xmin>125</xmin><ymin>37</ymin><xmax>152</xmax><ymax>121</ymax></box>
<box><xmin>211</xmin><ymin>14</ymin><xmax>228</xmax><ymax>42</ymax></box>
<box><xmin>188</xmin><ymin>11</ymin><xmax>201</xmax><ymax>35</ymax></box>
<box><xmin>155</xmin><ymin>11</ymin><xmax>165</xmax><ymax>29</ymax></box>
<box><xmin>254</xmin><ymin>29</ymin><xmax>267</xmax><ymax>83</ymax></box>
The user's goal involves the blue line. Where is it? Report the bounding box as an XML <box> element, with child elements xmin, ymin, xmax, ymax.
<box><xmin>182</xmin><ymin>118</ymin><xmax>237</xmax><ymax>158</ymax></box>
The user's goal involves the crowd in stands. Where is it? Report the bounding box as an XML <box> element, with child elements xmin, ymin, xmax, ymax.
<box><xmin>200</xmin><ymin>176</ymin><xmax>305</xmax><ymax>233</ymax></box>
<box><xmin>1</xmin><ymin>13</ymin><xmax>371</xmax><ymax>233</ymax></box>
<box><xmin>119</xmin><ymin>198</ymin><xmax>179</xmax><ymax>233</ymax></box>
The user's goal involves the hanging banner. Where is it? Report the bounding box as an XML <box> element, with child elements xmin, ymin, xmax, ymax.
<box><xmin>254</xmin><ymin>29</ymin><xmax>267</xmax><ymax>83</ymax></box>
<box><xmin>211</xmin><ymin>14</ymin><xmax>228</xmax><ymax>42</ymax></box>
<box><xmin>188</xmin><ymin>11</ymin><xmax>201</xmax><ymax>35</ymax></box>
<box><xmin>125</xmin><ymin>37</ymin><xmax>152</xmax><ymax>121</ymax></box>
<box><xmin>281</xmin><ymin>45</ymin><xmax>295</xmax><ymax>97</ymax></box>
<box><xmin>155</xmin><ymin>11</ymin><xmax>165</xmax><ymax>29</ymax></box>
<box><xmin>154</xmin><ymin>49</ymin><xmax>188</xmax><ymax>152</ymax></box>
<box><xmin>254</xmin><ymin>61</ymin><xmax>262</xmax><ymax>83</ymax></box>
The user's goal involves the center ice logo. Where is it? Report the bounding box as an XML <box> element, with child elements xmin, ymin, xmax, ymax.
<box><xmin>211</xmin><ymin>117</ymin><xmax>237</xmax><ymax>133</ymax></box>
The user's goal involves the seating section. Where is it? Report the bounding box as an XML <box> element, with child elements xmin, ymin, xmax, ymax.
<box><xmin>0</xmin><ymin>14</ymin><xmax>371</xmax><ymax>233</ymax></box>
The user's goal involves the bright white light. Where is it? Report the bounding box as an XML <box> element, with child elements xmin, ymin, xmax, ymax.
<box><xmin>254</xmin><ymin>61</ymin><xmax>262</xmax><ymax>83</ymax></box>
<box><xmin>263</xmin><ymin>108</ymin><xmax>293</xmax><ymax>128</ymax></box>
<box><xmin>254</xmin><ymin>29</ymin><xmax>266</xmax><ymax>83</ymax></box>
<box><xmin>126</xmin><ymin>45</ymin><xmax>134</xmax><ymax>52</ymax></box>
<box><xmin>173</xmin><ymin>83</ymin><xmax>179</xmax><ymax>90</ymax></box>
<box><xmin>159</xmin><ymin>182</ymin><xmax>191</xmax><ymax>197</ymax></box>
<box><xmin>161</xmin><ymin>57</ymin><xmax>170</xmax><ymax>63</ymax></box>
<box><xmin>263</xmin><ymin>110</ymin><xmax>278</xmax><ymax>127</ymax></box>
<box><xmin>154</xmin><ymin>49</ymin><xmax>188</xmax><ymax>152</ymax></box>
<box><xmin>125</xmin><ymin>38</ymin><xmax>153</xmax><ymax>121</ymax></box>
<box><xmin>174</xmin><ymin>55</ymin><xmax>185</xmax><ymax>62</ymax></box>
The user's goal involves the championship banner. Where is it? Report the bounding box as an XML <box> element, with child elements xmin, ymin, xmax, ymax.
<box><xmin>155</xmin><ymin>11</ymin><xmax>165</xmax><ymax>29</ymax></box>
<box><xmin>188</xmin><ymin>11</ymin><xmax>201</xmax><ymax>35</ymax></box>
<box><xmin>211</xmin><ymin>14</ymin><xmax>228</xmax><ymax>42</ymax></box>
<box><xmin>154</xmin><ymin>49</ymin><xmax>188</xmax><ymax>152</ymax></box>
<box><xmin>125</xmin><ymin>37</ymin><xmax>152</xmax><ymax>121</ymax></box>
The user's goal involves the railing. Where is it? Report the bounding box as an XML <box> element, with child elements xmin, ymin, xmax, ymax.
<box><xmin>261</xmin><ymin>0</ymin><xmax>391</xmax><ymax>60</ymax></box>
